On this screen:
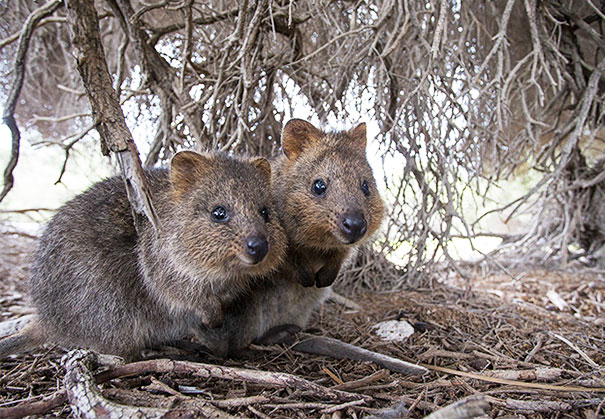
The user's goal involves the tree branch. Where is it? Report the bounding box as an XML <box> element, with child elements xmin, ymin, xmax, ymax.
<box><xmin>0</xmin><ymin>0</ymin><xmax>63</xmax><ymax>205</ymax></box>
<box><xmin>290</xmin><ymin>334</ymin><xmax>428</xmax><ymax>376</ymax></box>
<box><xmin>64</xmin><ymin>0</ymin><xmax>160</xmax><ymax>232</ymax></box>
<box><xmin>94</xmin><ymin>356</ymin><xmax>371</xmax><ymax>403</ymax></box>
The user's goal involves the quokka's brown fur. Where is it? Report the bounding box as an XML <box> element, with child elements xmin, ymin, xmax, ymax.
<box><xmin>0</xmin><ymin>151</ymin><xmax>286</xmax><ymax>360</ymax></box>
<box><xmin>196</xmin><ymin>119</ymin><xmax>385</xmax><ymax>356</ymax></box>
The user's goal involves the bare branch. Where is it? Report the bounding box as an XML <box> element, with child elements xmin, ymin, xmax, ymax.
<box><xmin>0</xmin><ymin>391</ymin><xmax>67</xmax><ymax>418</ymax></box>
<box><xmin>94</xmin><ymin>356</ymin><xmax>371</xmax><ymax>403</ymax></box>
<box><xmin>64</xmin><ymin>0</ymin><xmax>160</xmax><ymax>231</ymax></box>
<box><xmin>290</xmin><ymin>334</ymin><xmax>427</xmax><ymax>376</ymax></box>
<box><xmin>0</xmin><ymin>16</ymin><xmax>66</xmax><ymax>51</ymax></box>
<box><xmin>0</xmin><ymin>0</ymin><xmax>63</xmax><ymax>205</ymax></box>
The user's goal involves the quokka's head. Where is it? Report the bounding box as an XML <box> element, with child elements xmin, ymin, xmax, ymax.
<box><xmin>168</xmin><ymin>151</ymin><xmax>287</xmax><ymax>279</ymax></box>
<box><xmin>277</xmin><ymin>119</ymin><xmax>385</xmax><ymax>250</ymax></box>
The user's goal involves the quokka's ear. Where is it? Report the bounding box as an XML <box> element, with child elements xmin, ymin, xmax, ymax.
<box><xmin>347</xmin><ymin>122</ymin><xmax>367</xmax><ymax>150</ymax></box>
<box><xmin>170</xmin><ymin>151</ymin><xmax>212</xmax><ymax>196</ymax></box>
<box><xmin>250</xmin><ymin>157</ymin><xmax>272</xmax><ymax>183</ymax></box>
<box><xmin>281</xmin><ymin>119</ymin><xmax>323</xmax><ymax>160</ymax></box>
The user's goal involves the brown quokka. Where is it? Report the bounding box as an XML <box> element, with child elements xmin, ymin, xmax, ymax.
<box><xmin>274</xmin><ymin>119</ymin><xmax>386</xmax><ymax>288</ymax></box>
<box><xmin>0</xmin><ymin>151</ymin><xmax>287</xmax><ymax>360</ymax></box>
<box><xmin>196</xmin><ymin>119</ymin><xmax>385</xmax><ymax>356</ymax></box>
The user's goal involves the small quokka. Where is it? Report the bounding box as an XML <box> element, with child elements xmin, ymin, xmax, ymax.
<box><xmin>197</xmin><ymin>119</ymin><xmax>385</xmax><ymax>356</ymax></box>
<box><xmin>0</xmin><ymin>151</ymin><xmax>287</xmax><ymax>360</ymax></box>
<box><xmin>274</xmin><ymin>119</ymin><xmax>386</xmax><ymax>288</ymax></box>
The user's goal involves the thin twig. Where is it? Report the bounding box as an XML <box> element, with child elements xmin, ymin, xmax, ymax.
<box><xmin>424</xmin><ymin>364</ymin><xmax>605</xmax><ymax>392</ymax></box>
<box><xmin>0</xmin><ymin>0</ymin><xmax>63</xmax><ymax>204</ymax></box>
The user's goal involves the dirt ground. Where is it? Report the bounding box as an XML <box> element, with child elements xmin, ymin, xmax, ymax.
<box><xmin>0</xmin><ymin>228</ymin><xmax>604</xmax><ymax>418</ymax></box>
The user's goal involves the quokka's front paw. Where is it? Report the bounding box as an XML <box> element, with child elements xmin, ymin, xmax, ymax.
<box><xmin>295</xmin><ymin>263</ymin><xmax>315</xmax><ymax>287</ymax></box>
<box><xmin>287</xmin><ymin>252</ymin><xmax>315</xmax><ymax>287</ymax></box>
<box><xmin>315</xmin><ymin>264</ymin><xmax>340</xmax><ymax>288</ymax></box>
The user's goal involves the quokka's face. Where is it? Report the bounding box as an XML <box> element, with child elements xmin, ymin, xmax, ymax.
<box><xmin>279</xmin><ymin>120</ymin><xmax>385</xmax><ymax>250</ymax></box>
<box><xmin>169</xmin><ymin>151</ymin><xmax>287</xmax><ymax>278</ymax></box>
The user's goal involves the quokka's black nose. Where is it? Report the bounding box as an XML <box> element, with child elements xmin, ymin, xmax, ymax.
<box><xmin>338</xmin><ymin>210</ymin><xmax>367</xmax><ymax>243</ymax></box>
<box><xmin>245</xmin><ymin>234</ymin><xmax>269</xmax><ymax>264</ymax></box>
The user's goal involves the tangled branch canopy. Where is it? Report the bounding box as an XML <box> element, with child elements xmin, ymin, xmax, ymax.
<box><xmin>1</xmin><ymin>0</ymin><xmax>604</xmax><ymax>285</ymax></box>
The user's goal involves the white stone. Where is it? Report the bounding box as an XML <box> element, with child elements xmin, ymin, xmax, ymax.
<box><xmin>372</xmin><ymin>319</ymin><xmax>415</xmax><ymax>342</ymax></box>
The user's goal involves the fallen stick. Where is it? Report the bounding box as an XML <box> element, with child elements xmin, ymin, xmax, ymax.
<box><xmin>263</xmin><ymin>398</ymin><xmax>367</xmax><ymax>413</ymax></box>
<box><xmin>264</xmin><ymin>401</ymin><xmax>337</xmax><ymax>410</ymax></box>
<box><xmin>486</xmin><ymin>395</ymin><xmax>571</xmax><ymax>413</ymax></box>
<box><xmin>95</xmin><ymin>353</ymin><xmax>369</xmax><ymax>403</ymax></box>
<box><xmin>247</xmin><ymin>405</ymin><xmax>270</xmax><ymax>419</ymax></box>
<box><xmin>319</xmin><ymin>398</ymin><xmax>367</xmax><ymax>414</ymax></box>
<box><xmin>418</xmin><ymin>348</ymin><xmax>474</xmax><ymax>361</ymax></box>
<box><xmin>2</xmin><ymin>339</ymin><xmax>375</xmax><ymax>416</ymax></box>
<box><xmin>332</xmin><ymin>369</ymin><xmax>390</xmax><ymax>391</ymax></box>
<box><xmin>102</xmin><ymin>388</ymin><xmax>244</xmax><ymax>418</ymax></box>
<box><xmin>209</xmin><ymin>395</ymin><xmax>273</xmax><ymax>408</ymax></box>
<box><xmin>0</xmin><ymin>391</ymin><xmax>66</xmax><ymax>418</ymax></box>
<box><xmin>291</xmin><ymin>334</ymin><xmax>427</xmax><ymax>375</ymax></box>
<box><xmin>419</xmin><ymin>347</ymin><xmax>547</xmax><ymax>369</ymax></box>
<box><xmin>483</xmin><ymin>367</ymin><xmax>563</xmax><ymax>382</ymax></box>
<box><xmin>364</xmin><ymin>399</ymin><xmax>408</xmax><ymax>418</ymax></box>
<box><xmin>550</xmin><ymin>332</ymin><xmax>600</xmax><ymax>368</ymax></box>
<box><xmin>424</xmin><ymin>364</ymin><xmax>605</xmax><ymax>393</ymax></box>
<box><xmin>63</xmin><ymin>350</ymin><xmax>232</xmax><ymax>418</ymax></box>
<box><xmin>64</xmin><ymin>350</ymin><xmax>177</xmax><ymax>418</ymax></box>
<box><xmin>424</xmin><ymin>394</ymin><xmax>490</xmax><ymax>419</ymax></box>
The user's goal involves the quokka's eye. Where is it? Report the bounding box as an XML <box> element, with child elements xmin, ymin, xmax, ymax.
<box><xmin>211</xmin><ymin>206</ymin><xmax>230</xmax><ymax>223</ymax></box>
<box><xmin>260</xmin><ymin>207</ymin><xmax>269</xmax><ymax>222</ymax></box>
<box><xmin>311</xmin><ymin>179</ymin><xmax>327</xmax><ymax>196</ymax></box>
<box><xmin>361</xmin><ymin>180</ymin><xmax>370</xmax><ymax>196</ymax></box>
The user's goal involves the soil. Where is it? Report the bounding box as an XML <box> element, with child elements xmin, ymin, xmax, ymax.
<box><xmin>0</xmin><ymin>228</ymin><xmax>604</xmax><ymax>418</ymax></box>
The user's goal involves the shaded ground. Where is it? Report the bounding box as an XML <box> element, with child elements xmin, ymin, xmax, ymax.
<box><xmin>0</xmin><ymin>229</ymin><xmax>604</xmax><ymax>418</ymax></box>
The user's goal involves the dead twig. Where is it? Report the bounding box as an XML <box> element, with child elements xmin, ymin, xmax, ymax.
<box><xmin>291</xmin><ymin>334</ymin><xmax>428</xmax><ymax>375</ymax></box>
<box><xmin>332</xmin><ymin>369</ymin><xmax>390</xmax><ymax>391</ymax></box>
<box><xmin>424</xmin><ymin>364</ymin><xmax>605</xmax><ymax>393</ymax></box>
<box><xmin>62</xmin><ymin>350</ymin><xmax>226</xmax><ymax>418</ymax></box>
<box><xmin>209</xmin><ymin>395</ymin><xmax>272</xmax><ymax>408</ymax></box>
<box><xmin>485</xmin><ymin>395</ymin><xmax>572</xmax><ymax>413</ymax></box>
<box><xmin>0</xmin><ymin>0</ymin><xmax>63</xmax><ymax>205</ymax></box>
<box><xmin>0</xmin><ymin>391</ymin><xmax>66</xmax><ymax>418</ymax></box>
<box><xmin>483</xmin><ymin>367</ymin><xmax>564</xmax><ymax>382</ymax></box>
<box><xmin>64</xmin><ymin>0</ymin><xmax>160</xmax><ymax>232</ymax></box>
<box><xmin>550</xmin><ymin>332</ymin><xmax>600</xmax><ymax>368</ymax></box>
<box><xmin>424</xmin><ymin>394</ymin><xmax>490</xmax><ymax>419</ymax></box>
<box><xmin>319</xmin><ymin>399</ymin><xmax>367</xmax><ymax>414</ymax></box>
<box><xmin>94</xmin><ymin>356</ymin><xmax>370</xmax><ymax>402</ymax></box>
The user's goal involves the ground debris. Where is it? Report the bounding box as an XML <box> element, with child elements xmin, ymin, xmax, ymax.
<box><xmin>1</xmin><ymin>231</ymin><xmax>605</xmax><ymax>417</ymax></box>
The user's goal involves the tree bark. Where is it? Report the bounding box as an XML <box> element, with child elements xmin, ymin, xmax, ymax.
<box><xmin>64</xmin><ymin>0</ymin><xmax>160</xmax><ymax>232</ymax></box>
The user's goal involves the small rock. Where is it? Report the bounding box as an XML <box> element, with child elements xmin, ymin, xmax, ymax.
<box><xmin>372</xmin><ymin>319</ymin><xmax>415</xmax><ymax>342</ymax></box>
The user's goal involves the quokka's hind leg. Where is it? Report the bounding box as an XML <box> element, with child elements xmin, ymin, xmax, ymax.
<box><xmin>0</xmin><ymin>317</ymin><xmax>47</xmax><ymax>358</ymax></box>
